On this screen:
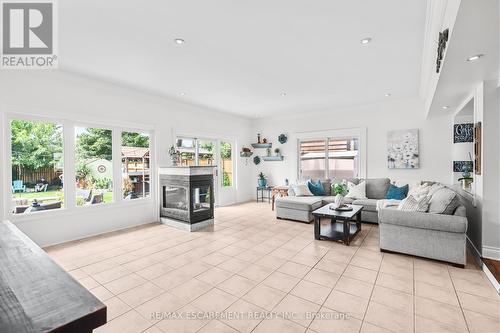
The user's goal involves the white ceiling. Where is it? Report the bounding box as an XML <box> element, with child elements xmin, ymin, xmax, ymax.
<box><xmin>59</xmin><ymin>0</ymin><xmax>427</xmax><ymax>118</ymax></box>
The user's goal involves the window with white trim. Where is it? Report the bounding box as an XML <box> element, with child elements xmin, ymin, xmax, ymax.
<box><xmin>299</xmin><ymin>136</ymin><xmax>359</xmax><ymax>180</ymax></box>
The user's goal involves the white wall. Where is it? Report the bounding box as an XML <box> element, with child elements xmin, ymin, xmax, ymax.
<box><xmin>251</xmin><ymin>98</ymin><xmax>453</xmax><ymax>186</ymax></box>
<box><xmin>481</xmin><ymin>81</ymin><xmax>500</xmax><ymax>259</ymax></box>
<box><xmin>0</xmin><ymin>70</ymin><xmax>253</xmax><ymax>246</ymax></box>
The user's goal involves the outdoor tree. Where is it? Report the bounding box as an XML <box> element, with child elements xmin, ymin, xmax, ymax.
<box><xmin>11</xmin><ymin>120</ymin><xmax>63</xmax><ymax>176</ymax></box>
<box><xmin>76</xmin><ymin>128</ymin><xmax>113</xmax><ymax>160</ymax></box>
<box><xmin>122</xmin><ymin>132</ymin><xmax>149</xmax><ymax>148</ymax></box>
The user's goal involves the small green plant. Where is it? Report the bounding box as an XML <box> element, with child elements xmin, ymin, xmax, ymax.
<box><xmin>332</xmin><ymin>183</ymin><xmax>347</xmax><ymax>195</ymax></box>
<box><xmin>258</xmin><ymin>172</ymin><xmax>266</xmax><ymax>180</ymax></box>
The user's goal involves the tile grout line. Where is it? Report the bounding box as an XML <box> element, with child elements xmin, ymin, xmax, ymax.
<box><xmin>447</xmin><ymin>265</ymin><xmax>471</xmax><ymax>333</ymax></box>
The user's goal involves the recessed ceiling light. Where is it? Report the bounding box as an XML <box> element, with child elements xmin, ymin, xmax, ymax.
<box><xmin>466</xmin><ymin>54</ymin><xmax>484</xmax><ymax>62</ymax></box>
<box><xmin>361</xmin><ymin>37</ymin><xmax>372</xmax><ymax>45</ymax></box>
<box><xmin>442</xmin><ymin>106</ymin><xmax>450</xmax><ymax>109</ymax></box>
<box><xmin>174</xmin><ymin>38</ymin><xmax>185</xmax><ymax>44</ymax></box>
<box><xmin>180</xmin><ymin>92</ymin><xmax>186</xmax><ymax>96</ymax></box>
<box><xmin>384</xmin><ymin>93</ymin><xmax>391</xmax><ymax>97</ymax></box>
<box><xmin>281</xmin><ymin>92</ymin><xmax>287</xmax><ymax>97</ymax></box>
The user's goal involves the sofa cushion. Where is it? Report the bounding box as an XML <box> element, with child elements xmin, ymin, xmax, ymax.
<box><xmin>364</xmin><ymin>178</ymin><xmax>391</xmax><ymax>199</ymax></box>
<box><xmin>275</xmin><ymin>196</ymin><xmax>323</xmax><ymax>211</ymax></box>
<box><xmin>352</xmin><ymin>198</ymin><xmax>378</xmax><ymax>212</ymax></box>
<box><xmin>320</xmin><ymin>180</ymin><xmax>332</xmax><ymax>195</ymax></box>
<box><xmin>307</xmin><ymin>179</ymin><xmax>326</xmax><ymax>196</ymax></box>
<box><xmin>428</xmin><ymin>188</ymin><xmax>460</xmax><ymax>214</ymax></box>
<box><xmin>385</xmin><ymin>184</ymin><xmax>409</xmax><ymax>200</ymax></box>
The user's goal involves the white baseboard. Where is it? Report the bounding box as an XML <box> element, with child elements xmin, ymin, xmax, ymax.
<box><xmin>482</xmin><ymin>246</ymin><xmax>500</xmax><ymax>260</ymax></box>
<box><xmin>483</xmin><ymin>264</ymin><xmax>500</xmax><ymax>294</ymax></box>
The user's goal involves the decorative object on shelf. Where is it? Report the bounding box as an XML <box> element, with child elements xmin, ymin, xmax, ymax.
<box><xmin>253</xmin><ymin>156</ymin><xmax>261</xmax><ymax>165</ymax></box>
<box><xmin>454</xmin><ymin>123</ymin><xmax>474</xmax><ymax>143</ymax></box>
<box><xmin>458</xmin><ymin>157</ymin><xmax>473</xmax><ymax>189</ymax></box>
<box><xmin>257</xmin><ymin>133</ymin><xmax>261</xmax><ymax>144</ymax></box>
<box><xmin>436</xmin><ymin>28</ymin><xmax>449</xmax><ymax>73</ymax></box>
<box><xmin>285</xmin><ymin>178</ymin><xmax>289</xmax><ymax>186</ymax></box>
<box><xmin>262</xmin><ymin>138</ymin><xmax>268</xmax><ymax>143</ymax></box>
<box><xmin>331</xmin><ymin>182</ymin><xmax>347</xmax><ymax>208</ymax></box>
<box><xmin>168</xmin><ymin>145</ymin><xmax>180</xmax><ymax>166</ymax></box>
<box><xmin>453</xmin><ymin>161</ymin><xmax>473</xmax><ymax>173</ymax></box>
<box><xmin>474</xmin><ymin>122</ymin><xmax>481</xmax><ymax>175</ymax></box>
<box><xmin>387</xmin><ymin>129</ymin><xmax>419</xmax><ymax>169</ymax></box>
<box><xmin>278</xmin><ymin>133</ymin><xmax>288</xmax><ymax>144</ymax></box>
<box><xmin>266</xmin><ymin>148</ymin><xmax>271</xmax><ymax>156</ymax></box>
<box><xmin>251</xmin><ymin>143</ymin><xmax>272</xmax><ymax>148</ymax></box>
<box><xmin>274</xmin><ymin>148</ymin><xmax>281</xmax><ymax>157</ymax></box>
<box><xmin>258</xmin><ymin>172</ymin><xmax>267</xmax><ymax>187</ymax></box>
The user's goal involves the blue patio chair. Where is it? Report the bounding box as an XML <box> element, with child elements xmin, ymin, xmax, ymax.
<box><xmin>12</xmin><ymin>180</ymin><xmax>26</xmax><ymax>193</ymax></box>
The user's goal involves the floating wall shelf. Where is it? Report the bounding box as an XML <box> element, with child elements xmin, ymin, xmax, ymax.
<box><xmin>262</xmin><ymin>156</ymin><xmax>284</xmax><ymax>161</ymax></box>
<box><xmin>251</xmin><ymin>143</ymin><xmax>272</xmax><ymax>149</ymax></box>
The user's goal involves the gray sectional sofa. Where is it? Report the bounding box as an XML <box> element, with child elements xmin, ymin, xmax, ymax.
<box><xmin>275</xmin><ymin>177</ymin><xmax>468</xmax><ymax>266</ymax></box>
<box><xmin>275</xmin><ymin>178</ymin><xmax>391</xmax><ymax>223</ymax></box>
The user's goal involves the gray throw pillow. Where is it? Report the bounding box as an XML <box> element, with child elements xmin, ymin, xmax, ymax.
<box><xmin>428</xmin><ymin>188</ymin><xmax>460</xmax><ymax>214</ymax></box>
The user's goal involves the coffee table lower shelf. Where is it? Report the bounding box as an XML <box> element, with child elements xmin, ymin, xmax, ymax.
<box><xmin>315</xmin><ymin>221</ymin><xmax>360</xmax><ymax>245</ymax></box>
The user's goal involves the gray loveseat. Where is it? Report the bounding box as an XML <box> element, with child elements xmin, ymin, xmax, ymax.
<box><xmin>275</xmin><ymin>178</ymin><xmax>390</xmax><ymax>223</ymax></box>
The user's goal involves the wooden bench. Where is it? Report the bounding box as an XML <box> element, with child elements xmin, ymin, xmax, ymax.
<box><xmin>0</xmin><ymin>220</ymin><xmax>107</xmax><ymax>333</ymax></box>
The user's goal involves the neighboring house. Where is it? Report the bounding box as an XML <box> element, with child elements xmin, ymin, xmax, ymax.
<box><xmin>122</xmin><ymin>147</ymin><xmax>150</xmax><ymax>197</ymax></box>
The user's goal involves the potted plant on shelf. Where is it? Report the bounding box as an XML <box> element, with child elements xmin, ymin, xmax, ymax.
<box><xmin>274</xmin><ymin>148</ymin><xmax>280</xmax><ymax>157</ymax></box>
<box><xmin>331</xmin><ymin>182</ymin><xmax>347</xmax><ymax>208</ymax></box>
<box><xmin>258</xmin><ymin>172</ymin><xmax>267</xmax><ymax>187</ymax></box>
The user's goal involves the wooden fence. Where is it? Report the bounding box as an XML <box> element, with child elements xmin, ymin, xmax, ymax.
<box><xmin>11</xmin><ymin>167</ymin><xmax>61</xmax><ymax>185</ymax></box>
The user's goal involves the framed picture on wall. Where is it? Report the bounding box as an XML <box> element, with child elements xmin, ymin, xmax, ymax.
<box><xmin>453</xmin><ymin>123</ymin><xmax>474</xmax><ymax>143</ymax></box>
<box><xmin>387</xmin><ymin>129</ymin><xmax>419</xmax><ymax>169</ymax></box>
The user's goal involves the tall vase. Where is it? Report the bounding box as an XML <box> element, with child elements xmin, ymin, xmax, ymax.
<box><xmin>334</xmin><ymin>194</ymin><xmax>344</xmax><ymax>208</ymax></box>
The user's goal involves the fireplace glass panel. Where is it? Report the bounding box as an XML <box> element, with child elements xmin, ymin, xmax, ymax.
<box><xmin>163</xmin><ymin>186</ymin><xmax>188</xmax><ymax>212</ymax></box>
<box><xmin>192</xmin><ymin>185</ymin><xmax>211</xmax><ymax>213</ymax></box>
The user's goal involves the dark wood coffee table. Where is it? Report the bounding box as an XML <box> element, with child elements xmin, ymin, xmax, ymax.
<box><xmin>312</xmin><ymin>204</ymin><xmax>363</xmax><ymax>245</ymax></box>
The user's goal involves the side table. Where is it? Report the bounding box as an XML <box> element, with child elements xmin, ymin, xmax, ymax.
<box><xmin>271</xmin><ymin>186</ymin><xmax>290</xmax><ymax>211</ymax></box>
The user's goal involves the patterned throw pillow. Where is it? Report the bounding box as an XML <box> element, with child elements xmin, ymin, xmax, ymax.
<box><xmin>345</xmin><ymin>181</ymin><xmax>367</xmax><ymax>199</ymax></box>
<box><xmin>398</xmin><ymin>195</ymin><xmax>430</xmax><ymax>212</ymax></box>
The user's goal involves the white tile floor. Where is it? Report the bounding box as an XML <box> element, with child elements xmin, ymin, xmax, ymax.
<box><xmin>45</xmin><ymin>202</ymin><xmax>500</xmax><ymax>333</ymax></box>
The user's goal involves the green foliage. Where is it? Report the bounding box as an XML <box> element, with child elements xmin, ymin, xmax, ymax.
<box><xmin>11</xmin><ymin>120</ymin><xmax>63</xmax><ymax>171</ymax></box>
<box><xmin>332</xmin><ymin>183</ymin><xmax>347</xmax><ymax>195</ymax></box>
<box><xmin>76</xmin><ymin>163</ymin><xmax>92</xmax><ymax>181</ymax></box>
<box><xmin>122</xmin><ymin>132</ymin><xmax>149</xmax><ymax>148</ymax></box>
<box><xmin>76</xmin><ymin>128</ymin><xmax>112</xmax><ymax>161</ymax></box>
<box><xmin>220</xmin><ymin>142</ymin><xmax>232</xmax><ymax>159</ymax></box>
<box><xmin>223</xmin><ymin>171</ymin><xmax>232</xmax><ymax>187</ymax></box>
<box><xmin>91</xmin><ymin>177</ymin><xmax>112</xmax><ymax>189</ymax></box>
<box><xmin>258</xmin><ymin>172</ymin><xmax>266</xmax><ymax>180</ymax></box>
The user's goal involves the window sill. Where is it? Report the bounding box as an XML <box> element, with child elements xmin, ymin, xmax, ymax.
<box><xmin>7</xmin><ymin>198</ymin><xmax>155</xmax><ymax>224</ymax></box>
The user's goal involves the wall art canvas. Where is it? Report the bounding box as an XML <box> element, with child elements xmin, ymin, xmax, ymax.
<box><xmin>387</xmin><ymin>129</ymin><xmax>419</xmax><ymax>169</ymax></box>
<box><xmin>453</xmin><ymin>161</ymin><xmax>473</xmax><ymax>173</ymax></box>
<box><xmin>454</xmin><ymin>123</ymin><xmax>474</xmax><ymax>143</ymax></box>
